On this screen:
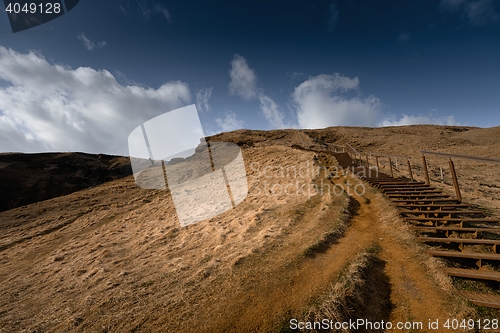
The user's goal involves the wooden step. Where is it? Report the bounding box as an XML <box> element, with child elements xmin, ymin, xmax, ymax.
<box><xmin>366</xmin><ymin>178</ymin><xmax>405</xmax><ymax>182</ymax></box>
<box><xmin>405</xmin><ymin>217</ymin><xmax>498</xmax><ymax>223</ymax></box>
<box><xmin>388</xmin><ymin>194</ymin><xmax>450</xmax><ymax>198</ymax></box>
<box><xmin>418</xmin><ymin>237</ymin><xmax>500</xmax><ymax>253</ymax></box>
<box><xmin>400</xmin><ymin>210</ymin><xmax>484</xmax><ymax>216</ymax></box>
<box><xmin>418</xmin><ymin>237</ymin><xmax>500</xmax><ymax>246</ymax></box>
<box><xmin>376</xmin><ymin>182</ymin><xmax>423</xmax><ymax>184</ymax></box>
<box><xmin>442</xmin><ymin>267</ymin><xmax>500</xmax><ymax>282</ymax></box>
<box><xmin>458</xmin><ymin>291</ymin><xmax>500</xmax><ymax>309</ymax></box>
<box><xmin>396</xmin><ymin>204</ymin><xmax>470</xmax><ymax>209</ymax></box>
<box><xmin>392</xmin><ymin>199</ymin><xmax>460</xmax><ymax>204</ymax></box>
<box><xmin>362</xmin><ymin>176</ymin><xmax>399</xmax><ymax>180</ymax></box>
<box><xmin>374</xmin><ymin>183</ymin><xmax>412</xmax><ymax>187</ymax></box>
<box><xmin>427</xmin><ymin>250</ymin><xmax>500</xmax><ymax>261</ymax></box>
<box><xmin>411</xmin><ymin>226</ymin><xmax>500</xmax><ymax>234</ymax></box>
<box><xmin>377</xmin><ymin>180</ymin><xmax>427</xmax><ymax>183</ymax></box>
<box><xmin>382</xmin><ymin>186</ymin><xmax>437</xmax><ymax>190</ymax></box>
<box><xmin>383</xmin><ymin>187</ymin><xmax>436</xmax><ymax>192</ymax></box>
<box><xmin>364</xmin><ymin>179</ymin><xmax>397</xmax><ymax>183</ymax></box>
<box><xmin>380</xmin><ymin>185</ymin><xmax>431</xmax><ymax>189</ymax></box>
<box><xmin>373</xmin><ymin>180</ymin><xmax>419</xmax><ymax>183</ymax></box>
<box><xmin>385</xmin><ymin>190</ymin><xmax>443</xmax><ymax>195</ymax></box>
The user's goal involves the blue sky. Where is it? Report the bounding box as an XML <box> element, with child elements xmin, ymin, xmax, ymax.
<box><xmin>0</xmin><ymin>0</ymin><xmax>499</xmax><ymax>155</ymax></box>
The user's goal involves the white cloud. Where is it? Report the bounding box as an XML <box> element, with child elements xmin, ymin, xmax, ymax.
<box><xmin>119</xmin><ymin>4</ymin><xmax>128</xmax><ymax>15</ymax></box>
<box><xmin>136</xmin><ymin>0</ymin><xmax>172</xmax><ymax>22</ymax></box>
<box><xmin>379</xmin><ymin>114</ymin><xmax>459</xmax><ymax>127</ymax></box>
<box><xmin>288</xmin><ymin>71</ymin><xmax>304</xmax><ymax>80</ymax></box>
<box><xmin>196</xmin><ymin>87</ymin><xmax>213</xmax><ymax>112</ymax></box>
<box><xmin>0</xmin><ymin>46</ymin><xmax>191</xmax><ymax>154</ymax></box>
<box><xmin>227</xmin><ymin>57</ymin><xmax>458</xmax><ymax>131</ymax></box>
<box><xmin>215</xmin><ymin>112</ymin><xmax>244</xmax><ymax>132</ymax></box>
<box><xmin>0</xmin><ymin>115</ymin><xmax>47</xmax><ymax>152</ymax></box>
<box><xmin>77</xmin><ymin>33</ymin><xmax>106</xmax><ymax>51</ymax></box>
<box><xmin>154</xmin><ymin>4</ymin><xmax>172</xmax><ymax>22</ymax></box>
<box><xmin>138</xmin><ymin>0</ymin><xmax>151</xmax><ymax>18</ymax></box>
<box><xmin>228</xmin><ymin>54</ymin><xmax>257</xmax><ymax>101</ymax></box>
<box><xmin>292</xmin><ymin>73</ymin><xmax>458</xmax><ymax>129</ymax></box>
<box><xmin>258</xmin><ymin>95</ymin><xmax>286</xmax><ymax>129</ymax></box>
<box><xmin>465</xmin><ymin>0</ymin><xmax>499</xmax><ymax>25</ymax></box>
<box><xmin>327</xmin><ymin>3</ymin><xmax>339</xmax><ymax>33</ymax></box>
<box><xmin>292</xmin><ymin>74</ymin><xmax>381</xmax><ymax>128</ymax></box>
<box><xmin>440</xmin><ymin>0</ymin><xmax>499</xmax><ymax>26</ymax></box>
<box><xmin>228</xmin><ymin>54</ymin><xmax>287</xmax><ymax>128</ymax></box>
<box><xmin>397</xmin><ymin>32</ymin><xmax>411</xmax><ymax>43</ymax></box>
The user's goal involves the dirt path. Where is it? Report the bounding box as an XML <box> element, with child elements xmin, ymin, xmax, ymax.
<box><xmin>343</xmin><ymin>176</ymin><xmax>460</xmax><ymax>329</ymax></box>
<box><xmin>188</xmin><ymin>173</ymin><xmax>460</xmax><ymax>332</ymax></box>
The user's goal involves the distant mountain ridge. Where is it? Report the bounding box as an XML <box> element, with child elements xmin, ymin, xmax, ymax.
<box><xmin>0</xmin><ymin>152</ymin><xmax>131</xmax><ymax>212</ymax></box>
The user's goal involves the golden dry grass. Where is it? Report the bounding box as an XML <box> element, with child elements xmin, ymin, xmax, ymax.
<box><xmin>1</xmin><ymin>125</ymin><xmax>499</xmax><ymax>332</ymax></box>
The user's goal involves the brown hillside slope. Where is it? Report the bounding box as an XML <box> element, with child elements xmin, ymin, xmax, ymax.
<box><xmin>1</xmin><ymin>125</ymin><xmax>498</xmax><ymax>332</ymax></box>
<box><xmin>211</xmin><ymin>125</ymin><xmax>500</xmax><ymax>214</ymax></box>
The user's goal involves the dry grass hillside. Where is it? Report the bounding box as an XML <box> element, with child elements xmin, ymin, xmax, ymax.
<box><xmin>212</xmin><ymin>126</ymin><xmax>500</xmax><ymax>214</ymax></box>
<box><xmin>0</xmin><ymin>125</ymin><xmax>499</xmax><ymax>332</ymax></box>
